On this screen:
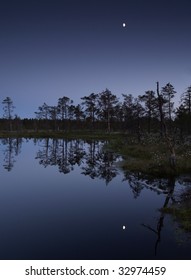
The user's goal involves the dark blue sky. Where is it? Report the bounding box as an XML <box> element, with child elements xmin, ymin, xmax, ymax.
<box><xmin>0</xmin><ymin>0</ymin><xmax>191</xmax><ymax>118</ymax></box>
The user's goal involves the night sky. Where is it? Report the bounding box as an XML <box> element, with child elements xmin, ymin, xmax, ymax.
<box><xmin>0</xmin><ymin>0</ymin><xmax>191</xmax><ymax>118</ymax></box>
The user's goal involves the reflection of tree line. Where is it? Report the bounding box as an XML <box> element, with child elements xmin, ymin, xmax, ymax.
<box><xmin>35</xmin><ymin>138</ymin><xmax>119</xmax><ymax>185</ymax></box>
<box><xmin>2</xmin><ymin>138</ymin><xmax>191</xmax><ymax>190</ymax></box>
<box><xmin>0</xmin><ymin>138</ymin><xmax>119</xmax><ymax>184</ymax></box>
<box><xmin>81</xmin><ymin>140</ymin><xmax>119</xmax><ymax>184</ymax></box>
<box><xmin>36</xmin><ymin>138</ymin><xmax>86</xmax><ymax>174</ymax></box>
<box><xmin>35</xmin><ymin>139</ymin><xmax>191</xmax><ymax>255</ymax></box>
<box><xmin>1</xmin><ymin>138</ymin><xmax>191</xmax><ymax>256</ymax></box>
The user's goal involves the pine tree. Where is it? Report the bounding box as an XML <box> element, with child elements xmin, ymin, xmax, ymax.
<box><xmin>161</xmin><ymin>83</ymin><xmax>176</xmax><ymax>121</ymax></box>
<box><xmin>2</xmin><ymin>97</ymin><xmax>15</xmax><ymax>131</ymax></box>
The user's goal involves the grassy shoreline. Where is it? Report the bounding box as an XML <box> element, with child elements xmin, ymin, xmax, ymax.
<box><xmin>0</xmin><ymin>129</ymin><xmax>123</xmax><ymax>140</ymax></box>
<box><xmin>108</xmin><ymin>136</ymin><xmax>191</xmax><ymax>177</ymax></box>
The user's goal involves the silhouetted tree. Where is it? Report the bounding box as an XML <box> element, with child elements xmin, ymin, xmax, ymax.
<box><xmin>73</xmin><ymin>104</ymin><xmax>85</xmax><ymax>121</ymax></box>
<box><xmin>156</xmin><ymin>82</ymin><xmax>176</xmax><ymax>170</ymax></box>
<box><xmin>177</xmin><ymin>86</ymin><xmax>191</xmax><ymax>134</ymax></box>
<box><xmin>57</xmin><ymin>96</ymin><xmax>73</xmax><ymax>121</ymax></box>
<box><xmin>132</xmin><ymin>98</ymin><xmax>144</xmax><ymax>142</ymax></box>
<box><xmin>175</xmin><ymin>104</ymin><xmax>191</xmax><ymax>136</ymax></box>
<box><xmin>2</xmin><ymin>97</ymin><xmax>15</xmax><ymax>131</ymax></box>
<box><xmin>139</xmin><ymin>90</ymin><xmax>158</xmax><ymax>133</ymax></box>
<box><xmin>81</xmin><ymin>93</ymin><xmax>98</xmax><ymax>129</ymax></box>
<box><xmin>68</xmin><ymin>104</ymin><xmax>75</xmax><ymax>120</ymax></box>
<box><xmin>156</xmin><ymin>82</ymin><xmax>166</xmax><ymax>137</ymax></box>
<box><xmin>161</xmin><ymin>83</ymin><xmax>176</xmax><ymax>122</ymax></box>
<box><xmin>97</xmin><ymin>88</ymin><xmax>119</xmax><ymax>132</ymax></box>
<box><xmin>49</xmin><ymin>106</ymin><xmax>59</xmax><ymax>130</ymax></box>
<box><xmin>121</xmin><ymin>94</ymin><xmax>135</xmax><ymax>132</ymax></box>
<box><xmin>35</xmin><ymin>103</ymin><xmax>50</xmax><ymax>120</ymax></box>
<box><xmin>35</xmin><ymin>103</ymin><xmax>55</xmax><ymax>129</ymax></box>
<box><xmin>181</xmin><ymin>86</ymin><xmax>191</xmax><ymax>114</ymax></box>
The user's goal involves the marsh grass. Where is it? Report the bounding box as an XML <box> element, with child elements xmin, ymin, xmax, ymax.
<box><xmin>108</xmin><ymin>134</ymin><xmax>191</xmax><ymax>176</ymax></box>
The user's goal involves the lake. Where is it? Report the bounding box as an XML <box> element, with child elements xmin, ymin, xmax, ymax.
<box><xmin>0</xmin><ymin>138</ymin><xmax>191</xmax><ymax>260</ymax></box>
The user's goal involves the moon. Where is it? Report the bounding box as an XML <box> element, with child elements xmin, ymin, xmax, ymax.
<box><xmin>123</xmin><ymin>23</ymin><xmax>126</xmax><ymax>27</ymax></box>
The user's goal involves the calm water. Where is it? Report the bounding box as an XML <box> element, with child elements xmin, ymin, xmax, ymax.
<box><xmin>0</xmin><ymin>138</ymin><xmax>191</xmax><ymax>260</ymax></box>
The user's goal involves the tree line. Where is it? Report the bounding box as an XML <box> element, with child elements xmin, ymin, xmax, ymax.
<box><xmin>1</xmin><ymin>82</ymin><xmax>191</xmax><ymax>136</ymax></box>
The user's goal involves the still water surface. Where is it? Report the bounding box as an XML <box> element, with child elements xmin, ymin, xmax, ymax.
<box><xmin>0</xmin><ymin>138</ymin><xmax>191</xmax><ymax>259</ymax></box>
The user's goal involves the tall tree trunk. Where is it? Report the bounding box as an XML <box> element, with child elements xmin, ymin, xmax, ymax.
<box><xmin>156</xmin><ymin>82</ymin><xmax>176</xmax><ymax>170</ymax></box>
<box><xmin>156</xmin><ymin>82</ymin><xmax>164</xmax><ymax>137</ymax></box>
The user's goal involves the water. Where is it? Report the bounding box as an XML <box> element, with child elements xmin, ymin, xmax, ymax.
<box><xmin>0</xmin><ymin>138</ymin><xmax>191</xmax><ymax>260</ymax></box>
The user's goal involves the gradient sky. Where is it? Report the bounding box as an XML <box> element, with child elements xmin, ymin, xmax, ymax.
<box><xmin>0</xmin><ymin>0</ymin><xmax>191</xmax><ymax>118</ymax></box>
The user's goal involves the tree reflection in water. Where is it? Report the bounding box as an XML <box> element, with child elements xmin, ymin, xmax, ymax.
<box><xmin>35</xmin><ymin>138</ymin><xmax>85</xmax><ymax>174</ymax></box>
<box><xmin>35</xmin><ymin>138</ymin><xmax>119</xmax><ymax>185</ymax></box>
<box><xmin>1</xmin><ymin>138</ymin><xmax>191</xmax><ymax>256</ymax></box>
<box><xmin>123</xmin><ymin>171</ymin><xmax>177</xmax><ymax>256</ymax></box>
<box><xmin>0</xmin><ymin>138</ymin><xmax>22</xmax><ymax>171</ymax></box>
<box><xmin>81</xmin><ymin>140</ymin><xmax>119</xmax><ymax>185</ymax></box>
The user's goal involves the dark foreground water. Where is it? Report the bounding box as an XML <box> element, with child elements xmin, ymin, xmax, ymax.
<box><xmin>0</xmin><ymin>138</ymin><xmax>191</xmax><ymax>260</ymax></box>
